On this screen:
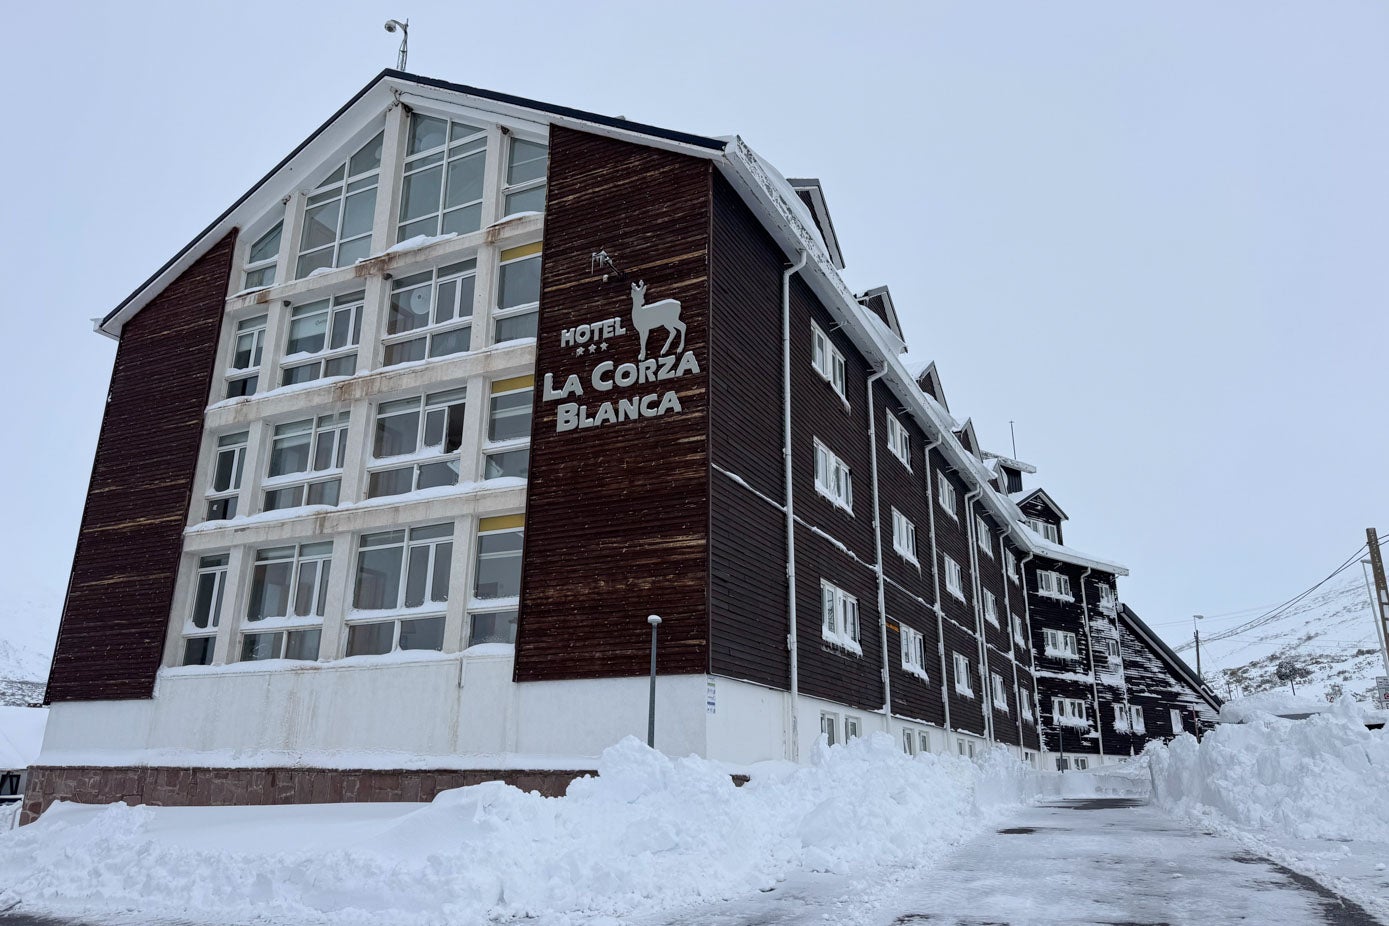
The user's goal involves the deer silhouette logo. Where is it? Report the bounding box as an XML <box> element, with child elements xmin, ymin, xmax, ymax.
<box><xmin>630</xmin><ymin>281</ymin><xmax>685</xmax><ymax>360</ymax></box>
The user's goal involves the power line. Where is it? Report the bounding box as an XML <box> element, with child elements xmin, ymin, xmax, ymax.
<box><xmin>1174</xmin><ymin>541</ymin><xmax>1374</xmax><ymax>652</ymax></box>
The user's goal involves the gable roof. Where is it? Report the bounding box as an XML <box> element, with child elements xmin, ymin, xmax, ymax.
<box><xmin>98</xmin><ymin>69</ymin><xmax>727</xmax><ymax>339</ymax></box>
<box><xmin>912</xmin><ymin>361</ymin><xmax>949</xmax><ymax>412</ymax></box>
<box><xmin>1014</xmin><ymin>487</ymin><xmax>1069</xmax><ymax>521</ymax></box>
<box><xmin>1118</xmin><ymin>604</ymin><xmax>1222</xmax><ymax>713</ymax></box>
<box><xmin>954</xmin><ymin>418</ymin><xmax>980</xmax><ymax>456</ymax></box>
<box><xmin>786</xmin><ymin>179</ymin><xmax>846</xmax><ymax>270</ymax></box>
<box><xmin>854</xmin><ymin>285</ymin><xmax>904</xmax><ymax>344</ymax></box>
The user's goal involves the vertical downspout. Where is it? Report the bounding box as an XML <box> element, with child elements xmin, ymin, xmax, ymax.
<box><xmin>1020</xmin><ymin>552</ymin><xmax>1042</xmax><ymax>757</ymax></box>
<box><xmin>865</xmin><ymin>368</ymin><xmax>891</xmax><ymax>732</ymax></box>
<box><xmin>782</xmin><ymin>251</ymin><xmax>808</xmax><ymax>762</ymax></box>
<box><xmin>922</xmin><ymin>439</ymin><xmax>950</xmax><ymax>742</ymax></box>
<box><xmin>964</xmin><ymin>488</ymin><xmax>992</xmax><ymax>744</ymax></box>
<box><xmin>999</xmin><ymin>533</ymin><xmax>1025</xmax><ymax>751</ymax></box>
<box><xmin>1079</xmin><ymin>567</ymin><xmax>1106</xmax><ymax>761</ymax></box>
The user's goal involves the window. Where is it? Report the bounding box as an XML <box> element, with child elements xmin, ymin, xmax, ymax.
<box><xmin>367</xmin><ymin>388</ymin><xmax>466</xmax><ymax>498</ymax></box>
<box><xmin>226</xmin><ymin>314</ymin><xmax>266</xmax><ymax>398</ymax></box>
<box><xmin>349</xmin><ymin>523</ymin><xmax>454</xmax><ymax>656</ymax></box>
<box><xmin>484</xmin><ymin>378</ymin><xmax>533</xmax><ymax>480</ymax></box>
<box><xmin>467</xmin><ymin>517</ymin><xmax>525</xmax><ymax>646</ymax></box>
<box><xmin>957</xmin><ymin>738</ymin><xmax>977</xmax><ymax>759</ymax></box>
<box><xmin>886</xmin><ymin>413</ymin><xmax>911</xmax><ymax>468</ymax></box>
<box><xmin>952</xmin><ymin>651</ymin><xmax>973</xmax><ymax>696</ymax></box>
<box><xmin>844</xmin><ymin>716</ymin><xmax>861</xmax><ymax>741</ymax></box>
<box><xmin>1053</xmin><ymin>697</ymin><xmax>1088</xmax><ymax>726</ymax></box>
<box><xmin>991</xmin><ymin>673</ymin><xmax>1009</xmax><ymax>713</ymax></box>
<box><xmin>944</xmin><ymin>555</ymin><xmax>965</xmax><ymax>601</ymax></box>
<box><xmin>242</xmin><ymin>222</ymin><xmax>282</xmax><ymax>290</ymax></box>
<box><xmin>820</xmin><ymin>580</ymin><xmax>861</xmax><ymax>653</ymax></box>
<box><xmin>1114</xmin><ymin>704</ymin><xmax>1146</xmax><ymax>734</ymax></box>
<box><xmin>810</xmin><ymin>322</ymin><xmax>847</xmax><ymax>403</ymax></box>
<box><xmin>468</xmin><ymin>609</ymin><xmax>518</xmax><ymax>647</ymax></box>
<box><xmin>1037</xmin><ymin>570</ymin><xmax>1073</xmax><ymax>600</ymax></box>
<box><xmin>1005</xmin><ymin>548</ymin><xmax>1020</xmax><ymax>583</ymax></box>
<box><xmin>1104</xmin><ymin>637</ymin><xmax>1121</xmax><ymax>659</ymax></box>
<box><xmin>502</xmin><ymin>136</ymin><xmax>549</xmax><ymax>216</ymax></box>
<box><xmin>205</xmin><ymin>431</ymin><xmax>248</xmax><ymax>520</ymax></box>
<box><xmin>1012</xmin><ymin>612</ymin><xmax>1027</xmax><ymax>647</ymax></box>
<box><xmin>813</xmin><ymin>440</ymin><xmax>853</xmax><ymax>512</ymax></box>
<box><xmin>1097</xmin><ymin>584</ymin><xmax>1116</xmax><ymax>609</ymax></box>
<box><xmin>1170</xmin><ymin>708</ymin><xmax>1184</xmax><ymax>733</ymax></box>
<box><xmin>296</xmin><ymin>132</ymin><xmax>384</xmax><ymax>277</ymax></box>
<box><xmin>281</xmin><ymin>291</ymin><xmax>363</xmax><ymax>386</ymax></box>
<box><xmin>983</xmin><ymin>589</ymin><xmax>999</xmax><ymax>627</ymax></box>
<box><xmin>1026</xmin><ymin>517</ymin><xmax>1060</xmax><ymax>543</ymax></box>
<box><xmin>891</xmin><ymin>508</ymin><xmax>917</xmax><ymax>563</ymax></box>
<box><xmin>900</xmin><ymin>625</ymin><xmax>927</xmax><ymax>680</ymax></box>
<box><xmin>241</xmin><ymin>542</ymin><xmax>331</xmax><ymax>662</ymax></box>
<box><xmin>820</xmin><ymin>712</ymin><xmax>839</xmax><ymax>746</ymax></box>
<box><xmin>494</xmin><ymin>243</ymin><xmax>542</xmax><ymax>343</ymax></box>
<box><xmin>975</xmin><ymin>515</ymin><xmax>993</xmax><ymax>558</ymax></box>
<box><xmin>1043</xmin><ymin>628</ymin><xmax>1079</xmax><ymax>659</ymax></box>
<box><xmin>1020</xmin><ymin>688</ymin><xmax>1034</xmax><ymax>723</ymax></box>
<box><xmin>182</xmin><ymin>553</ymin><xmax>227</xmax><ymax>666</ymax></box>
<box><xmin>919</xmin><ymin>731</ymin><xmax>930</xmax><ymax>755</ymax></box>
<box><xmin>902</xmin><ymin>728</ymin><xmax>917</xmax><ymax>756</ymax></box>
<box><xmin>263</xmin><ymin>413</ymin><xmax>349</xmax><ymax>511</ymax></box>
<box><xmin>1073</xmin><ymin>756</ymin><xmax>1090</xmax><ymax>771</ymax></box>
<box><xmin>398</xmin><ymin>114</ymin><xmax>488</xmax><ymax>241</ymax></box>
<box><xmin>936</xmin><ymin>473</ymin><xmax>957</xmax><ymax>520</ymax></box>
<box><xmin>384</xmin><ymin>260</ymin><xmax>477</xmax><ymax>366</ymax></box>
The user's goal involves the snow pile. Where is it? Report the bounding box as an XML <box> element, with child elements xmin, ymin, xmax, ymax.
<box><xmin>0</xmin><ymin>734</ymin><xmax>1042</xmax><ymax>925</ymax></box>
<box><xmin>1148</xmin><ymin>705</ymin><xmax>1389</xmax><ymax>843</ymax></box>
<box><xmin>0</xmin><ymin>706</ymin><xmax>47</xmax><ymax>770</ymax></box>
<box><xmin>1217</xmin><ymin>690</ymin><xmax>1342</xmax><ymax>723</ymax></box>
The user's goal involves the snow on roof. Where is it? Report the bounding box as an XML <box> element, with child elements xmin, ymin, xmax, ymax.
<box><xmin>1024</xmin><ymin>528</ymin><xmax>1128</xmax><ymax>575</ymax></box>
<box><xmin>981</xmin><ymin>451</ymin><xmax>1037</xmax><ymax>474</ymax></box>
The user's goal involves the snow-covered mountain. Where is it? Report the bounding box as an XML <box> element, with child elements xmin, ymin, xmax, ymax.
<box><xmin>1195</xmin><ymin>568</ymin><xmax>1387</xmax><ymax>703</ymax></box>
<box><xmin>0</xmin><ymin>586</ymin><xmax>60</xmax><ymax>704</ymax></box>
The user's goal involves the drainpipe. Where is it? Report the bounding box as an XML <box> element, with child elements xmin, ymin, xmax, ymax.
<box><xmin>999</xmin><ymin>533</ymin><xmax>1025</xmax><ymax>752</ymax></box>
<box><xmin>1079</xmin><ymin>567</ymin><xmax>1107</xmax><ymax>762</ymax></box>
<box><xmin>1114</xmin><ymin>586</ymin><xmax>1136</xmax><ymax>754</ymax></box>
<box><xmin>782</xmin><ymin>250</ymin><xmax>807</xmax><ymax>762</ymax></box>
<box><xmin>1020</xmin><ymin>552</ymin><xmax>1042</xmax><ymax>757</ymax></box>
<box><xmin>922</xmin><ymin>438</ymin><xmax>950</xmax><ymax>742</ymax></box>
<box><xmin>963</xmin><ymin>488</ymin><xmax>993</xmax><ymax>745</ymax></box>
<box><xmin>865</xmin><ymin>368</ymin><xmax>892</xmax><ymax>733</ymax></box>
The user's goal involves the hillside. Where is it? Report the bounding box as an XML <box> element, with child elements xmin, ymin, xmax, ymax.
<box><xmin>1192</xmin><ymin>568</ymin><xmax>1387</xmax><ymax>703</ymax></box>
<box><xmin>0</xmin><ymin>586</ymin><xmax>60</xmax><ymax>705</ymax></box>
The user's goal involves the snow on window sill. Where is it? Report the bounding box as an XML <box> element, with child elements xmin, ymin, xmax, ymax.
<box><xmin>895</xmin><ymin>549</ymin><xmax>919</xmax><ymax>566</ymax></box>
<box><xmin>1055</xmin><ymin>717</ymin><xmax>1091</xmax><ymax>729</ymax></box>
<box><xmin>946</xmin><ymin>586</ymin><xmax>967</xmax><ymax>602</ymax></box>
<box><xmin>822</xmin><ymin>631</ymin><xmax>863</xmax><ymax>656</ymax></box>
<box><xmin>902</xmin><ymin>664</ymin><xmax>929</xmax><ymax>682</ymax></box>
<box><xmin>1043</xmin><ymin>647</ymin><xmax>1080</xmax><ymax>660</ymax></box>
<box><xmin>954</xmin><ymin>685</ymin><xmax>975</xmax><ymax>699</ymax></box>
<box><xmin>993</xmin><ymin>704</ymin><xmax>1009</xmax><ymax>714</ymax></box>
<box><xmin>1036</xmin><ymin>591</ymin><xmax>1076</xmax><ymax>602</ymax></box>
<box><xmin>813</xmin><ymin>483</ymin><xmax>853</xmax><ymax>515</ymax></box>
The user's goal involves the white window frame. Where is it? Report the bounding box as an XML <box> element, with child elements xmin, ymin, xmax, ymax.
<box><xmin>181</xmin><ymin>553</ymin><xmax>228</xmax><ymax>666</ymax></box>
<box><xmin>383</xmin><ymin>260</ymin><xmax>478</xmax><ymax>367</ymax></box>
<box><xmin>1020</xmin><ymin>687</ymin><xmax>1034</xmax><ymax>724</ymax></box>
<box><xmin>493</xmin><ymin>243</ymin><xmax>542</xmax><ymax>345</ymax></box>
<box><xmin>467</xmin><ymin>520</ymin><xmax>525</xmax><ymax>649</ymax></box>
<box><xmin>936</xmin><ymin>473</ymin><xmax>957</xmax><ymax>520</ymax></box>
<box><xmin>295</xmin><ymin>130</ymin><xmax>384</xmax><ymax>278</ymax></box>
<box><xmin>1170</xmin><ymin>708</ymin><xmax>1184</xmax><ymax>733</ymax></box>
<box><xmin>1043</xmin><ymin>628</ymin><xmax>1080</xmax><ymax>659</ymax></box>
<box><xmin>991</xmin><ymin>672</ymin><xmax>1009</xmax><ymax>713</ymax></box>
<box><xmin>900</xmin><ymin>625</ymin><xmax>928</xmax><ymax>680</ymax></box>
<box><xmin>820</xmin><ymin>580</ymin><xmax>862</xmax><ymax>653</ymax></box>
<box><xmin>366</xmin><ymin>388</ymin><xmax>468</xmax><ymax>499</ymax></box>
<box><xmin>902</xmin><ymin>727</ymin><xmax>917</xmax><ymax>755</ymax></box>
<box><xmin>843</xmin><ymin>716</ymin><xmax>861</xmax><ymax>741</ymax></box>
<box><xmin>810</xmin><ymin>321</ymin><xmax>848</xmax><ymax>405</ymax></box>
<box><xmin>241</xmin><ymin>541</ymin><xmax>333</xmax><ymax>663</ymax></box>
<box><xmin>1012</xmin><ymin>611</ymin><xmax>1027</xmax><ymax>648</ymax></box>
<box><xmin>944</xmin><ymin>555</ymin><xmax>966</xmax><ymax>601</ymax></box>
<box><xmin>397</xmin><ymin>113</ymin><xmax>490</xmax><ymax>242</ymax></box>
<box><xmin>1104</xmin><ymin>637</ymin><xmax>1121</xmax><ymax>660</ymax></box>
<box><xmin>347</xmin><ymin>522</ymin><xmax>455</xmax><ymax>657</ymax></box>
<box><xmin>952</xmin><ymin>651</ymin><xmax>974</xmax><ymax>697</ymax></box>
<box><xmin>1053</xmin><ymin>697</ymin><xmax>1089</xmax><ymax>726</ymax></box>
<box><xmin>242</xmin><ymin>221</ymin><xmax>282</xmax><ymax>291</ymax></box>
<box><xmin>820</xmin><ymin>711</ymin><xmax>839</xmax><ymax>746</ymax></box>
<box><xmin>886</xmin><ymin>413</ymin><xmax>911</xmax><ymax>468</ymax></box>
<box><xmin>1037</xmin><ymin>570</ymin><xmax>1074</xmax><ymax>601</ymax></box>
<box><xmin>891</xmin><ymin>508</ymin><xmax>918</xmax><ymax>563</ymax></box>
<box><xmin>262</xmin><ymin>412</ymin><xmax>350</xmax><ymax>512</ymax></box>
<box><xmin>1130</xmin><ymin>705</ymin><xmax>1146</xmax><ymax>734</ymax></box>
<box><xmin>280</xmin><ymin>291</ymin><xmax>364</xmax><ymax>387</ymax></box>
<box><xmin>813</xmin><ymin>439</ymin><xmax>853</xmax><ymax>512</ymax></box>
<box><xmin>1005</xmin><ymin>548</ymin><xmax>1020</xmax><ymax>584</ymax></box>
<box><xmin>975</xmin><ymin>515</ymin><xmax>993</xmax><ymax>558</ymax></box>
<box><xmin>225</xmin><ymin>314</ymin><xmax>267</xmax><ymax>398</ymax></box>
<box><xmin>205</xmin><ymin>430</ymin><xmax>248</xmax><ymax>521</ymax></box>
<box><xmin>1097</xmin><ymin>584</ymin><xmax>1116</xmax><ymax>609</ymax></box>
<box><xmin>483</xmin><ymin>380</ymin><xmax>534</xmax><ymax>482</ymax></box>
<box><xmin>1027</xmin><ymin>517</ymin><xmax>1060</xmax><ymax>543</ymax></box>
<box><xmin>502</xmin><ymin>135</ymin><xmax>549</xmax><ymax>217</ymax></box>
<box><xmin>983</xmin><ymin>589</ymin><xmax>999</xmax><ymax>627</ymax></box>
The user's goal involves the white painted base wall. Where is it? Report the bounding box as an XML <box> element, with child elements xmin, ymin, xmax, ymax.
<box><xmin>38</xmin><ymin>653</ymin><xmax>1057</xmax><ymax>772</ymax></box>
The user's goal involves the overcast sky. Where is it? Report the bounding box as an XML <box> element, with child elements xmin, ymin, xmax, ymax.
<box><xmin>2</xmin><ymin>1</ymin><xmax>1385</xmax><ymax>660</ymax></box>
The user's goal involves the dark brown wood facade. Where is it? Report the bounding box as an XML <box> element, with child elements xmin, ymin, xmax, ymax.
<box><xmin>46</xmin><ymin>233</ymin><xmax>237</xmax><ymax>702</ymax></box>
<box><xmin>514</xmin><ymin>128</ymin><xmax>713</xmax><ymax>681</ymax></box>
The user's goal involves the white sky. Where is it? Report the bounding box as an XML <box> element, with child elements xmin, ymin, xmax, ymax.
<box><xmin>2</xmin><ymin>0</ymin><xmax>1386</xmax><ymax>660</ymax></box>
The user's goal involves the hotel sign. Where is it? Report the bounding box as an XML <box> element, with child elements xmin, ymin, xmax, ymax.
<box><xmin>540</xmin><ymin>281</ymin><xmax>700</xmax><ymax>433</ymax></box>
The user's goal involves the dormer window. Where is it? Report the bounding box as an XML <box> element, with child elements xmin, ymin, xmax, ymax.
<box><xmin>242</xmin><ymin>222</ymin><xmax>282</xmax><ymax>290</ymax></box>
<box><xmin>1026</xmin><ymin>517</ymin><xmax>1059</xmax><ymax>543</ymax></box>
<box><xmin>296</xmin><ymin>131</ymin><xmax>384</xmax><ymax>278</ymax></box>
<box><xmin>398</xmin><ymin>114</ymin><xmax>488</xmax><ymax>241</ymax></box>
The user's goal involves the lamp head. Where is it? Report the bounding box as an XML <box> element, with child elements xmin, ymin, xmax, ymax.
<box><xmin>647</xmin><ymin>614</ymin><xmax>662</xmax><ymax>626</ymax></box>
<box><xmin>384</xmin><ymin>19</ymin><xmax>406</xmax><ymax>33</ymax></box>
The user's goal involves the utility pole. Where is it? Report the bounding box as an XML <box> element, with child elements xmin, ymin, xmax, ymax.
<box><xmin>1365</xmin><ymin>529</ymin><xmax>1389</xmax><ymax>679</ymax></box>
<box><xmin>1192</xmin><ymin>614</ymin><xmax>1204</xmax><ymax>683</ymax></box>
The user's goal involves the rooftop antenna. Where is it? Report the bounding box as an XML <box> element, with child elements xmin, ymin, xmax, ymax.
<box><xmin>1009</xmin><ymin>420</ymin><xmax>1017</xmax><ymax>459</ymax></box>
<box><xmin>384</xmin><ymin>19</ymin><xmax>409</xmax><ymax>71</ymax></box>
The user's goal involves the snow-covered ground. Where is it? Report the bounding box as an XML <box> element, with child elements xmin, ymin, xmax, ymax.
<box><xmin>1148</xmin><ymin>699</ymin><xmax>1389</xmax><ymax>921</ymax></box>
<box><xmin>0</xmin><ymin>735</ymin><xmax>1079</xmax><ymax>926</ymax></box>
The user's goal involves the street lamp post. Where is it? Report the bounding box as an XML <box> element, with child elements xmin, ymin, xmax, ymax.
<box><xmin>647</xmin><ymin>614</ymin><xmax>662</xmax><ymax>748</ymax></box>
